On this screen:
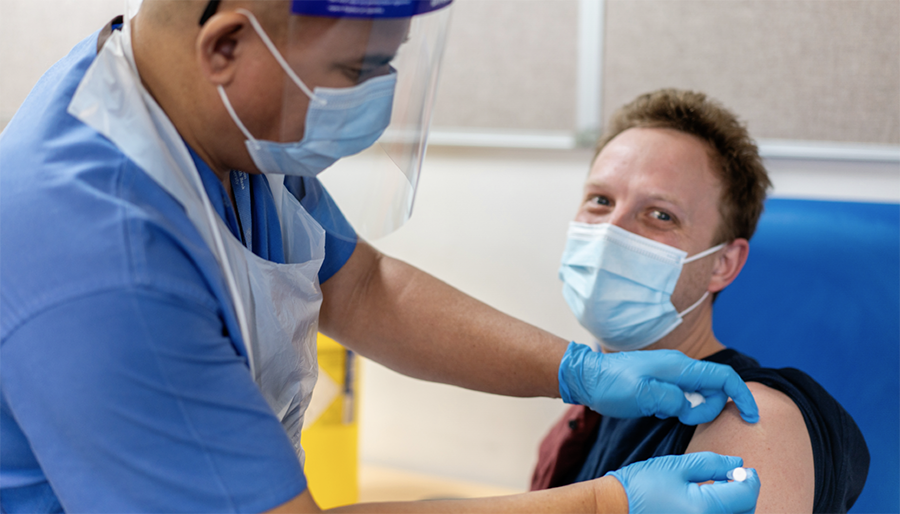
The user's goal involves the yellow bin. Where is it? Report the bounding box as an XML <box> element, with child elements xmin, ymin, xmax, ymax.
<box><xmin>300</xmin><ymin>334</ymin><xmax>359</xmax><ymax>508</ymax></box>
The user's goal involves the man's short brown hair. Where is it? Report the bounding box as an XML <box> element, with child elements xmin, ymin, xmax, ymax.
<box><xmin>595</xmin><ymin>89</ymin><xmax>771</xmax><ymax>244</ymax></box>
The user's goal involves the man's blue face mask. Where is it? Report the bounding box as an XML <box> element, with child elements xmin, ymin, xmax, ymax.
<box><xmin>558</xmin><ymin>222</ymin><xmax>725</xmax><ymax>351</ymax></box>
<box><xmin>217</xmin><ymin>9</ymin><xmax>396</xmax><ymax>178</ymax></box>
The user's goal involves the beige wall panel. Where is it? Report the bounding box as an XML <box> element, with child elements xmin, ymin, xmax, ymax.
<box><xmin>0</xmin><ymin>0</ymin><xmax>580</xmax><ymax>134</ymax></box>
<box><xmin>430</xmin><ymin>0</ymin><xmax>579</xmax><ymax>131</ymax></box>
<box><xmin>602</xmin><ymin>0</ymin><xmax>900</xmax><ymax>145</ymax></box>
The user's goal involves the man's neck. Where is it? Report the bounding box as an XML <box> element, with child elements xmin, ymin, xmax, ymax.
<box><xmin>666</xmin><ymin>328</ymin><xmax>725</xmax><ymax>361</ymax></box>
<box><xmin>640</xmin><ymin>302</ymin><xmax>725</xmax><ymax>360</ymax></box>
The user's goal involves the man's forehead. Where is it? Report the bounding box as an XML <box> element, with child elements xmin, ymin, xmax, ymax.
<box><xmin>591</xmin><ymin>128</ymin><xmax>719</xmax><ymax>183</ymax></box>
<box><xmin>587</xmin><ymin>127</ymin><xmax>723</xmax><ymax>211</ymax></box>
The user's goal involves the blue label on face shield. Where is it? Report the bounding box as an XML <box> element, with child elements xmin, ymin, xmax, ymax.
<box><xmin>291</xmin><ymin>0</ymin><xmax>452</xmax><ymax>18</ymax></box>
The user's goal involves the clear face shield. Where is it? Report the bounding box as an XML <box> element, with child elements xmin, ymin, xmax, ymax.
<box><xmin>135</xmin><ymin>0</ymin><xmax>451</xmax><ymax>241</ymax></box>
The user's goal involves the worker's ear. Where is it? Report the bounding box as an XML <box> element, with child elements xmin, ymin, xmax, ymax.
<box><xmin>708</xmin><ymin>238</ymin><xmax>749</xmax><ymax>293</ymax></box>
<box><xmin>196</xmin><ymin>12</ymin><xmax>250</xmax><ymax>86</ymax></box>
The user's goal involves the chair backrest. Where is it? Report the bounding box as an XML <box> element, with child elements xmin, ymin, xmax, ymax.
<box><xmin>713</xmin><ymin>198</ymin><xmax>899</xmax><ymax>513</ymax></box>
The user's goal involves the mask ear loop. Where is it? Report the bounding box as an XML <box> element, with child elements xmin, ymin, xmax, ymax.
<box><xmin>677</xmin><ymin>242</ymin><xmax>727</xmax><ymax>317</ymax></box>
<box><xmin>234</xmin><ymin>8</ymin><xmax>327</xmax><ymax>106</ymax></box>
<box><xmin>683</xmin><ymin>242</ymin><xmax>727</xmax><ymax>263</ymax></box>
<box><xmin>217</xmin><ymin>85</ymin><xmax>259</xmax><ymax>147</ymax></box>
<box><xmin>677</xmin><ymin>291</ymin><xmax>710</xmax><ymax>317</ymax></box>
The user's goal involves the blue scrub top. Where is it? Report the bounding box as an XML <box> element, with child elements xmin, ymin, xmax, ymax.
<box><xmin>0</xmin><ymin>23</ymin><xmax>357</xmax><ymax>514</ymax></box>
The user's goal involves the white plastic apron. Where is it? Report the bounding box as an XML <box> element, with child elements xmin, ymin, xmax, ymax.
<box><xmin>68</xmin><ymin>24</ymin><xmax>323</xmax><ymax>462</ymax></box>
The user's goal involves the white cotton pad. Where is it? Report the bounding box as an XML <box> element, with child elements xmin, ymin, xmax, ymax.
<box><xmin>727</xmin><ymin>467</ymin><xmax>748</xmax><ymax>482</ymax></box>
<box><xmin>684</xmin><ymin>391</ymin><xmax>706</xmax><ymax>408</ymax></box>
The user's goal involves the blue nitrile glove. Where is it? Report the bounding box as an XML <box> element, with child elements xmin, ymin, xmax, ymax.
<box><xmin>558</xmin><ymin>342</ymin><xmax>759</xmax><ymax>424</ymax></box>
<box><xmin>607</xmin><ymin>453</ymin><xmax>760</xmax><ymax>514</ymax></box>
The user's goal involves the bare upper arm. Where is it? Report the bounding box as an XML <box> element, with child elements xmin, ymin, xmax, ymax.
<box><xmin>685</xmin><ymin>381</ymin><xmax>815</xmax><ymax>513</ymax></box>
<box><xmin>318</xmin><ymin>239</ymin><xmax>382</xmax><ymax>338</ymax></box>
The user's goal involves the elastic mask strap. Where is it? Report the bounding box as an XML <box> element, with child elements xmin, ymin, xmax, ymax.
<box><xmin>234</xmin><ymin>8</ymin><xmax>325</xmax><ymax>105</ymax></box>
<box><xmin>683</xmin><ymin>242</ymin><xmax>726</xmax><ymax>264</ymax></box>
<box><xmin>217</xmin><ymin>86</ymin><xmax>258</xmax><ymax>145</ymax></box>
<box><xmin>678</xmin><ymin>291</ymin><xmax>710</xmax><ymax>317</ymax></box>
<box><xmin>677</xmin><ymin>243</ymin><xmax>724</xmax><ymax>317</ymax></box>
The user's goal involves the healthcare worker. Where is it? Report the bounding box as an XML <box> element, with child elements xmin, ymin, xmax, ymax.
<box><xmin>0</xmin><ymin>1</ymin><xmax>761</xmax><ymax>512</ymax></box>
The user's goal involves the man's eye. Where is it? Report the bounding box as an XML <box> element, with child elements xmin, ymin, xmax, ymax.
<box><xmin>590</xmin><ymin>196</ymin><xmax>611</xmax><ymax>206</ymax></box>
<box><xmin>653</xmin><ymin>210</ymin><xmax>672</xmax><ymax>221</ymax></box>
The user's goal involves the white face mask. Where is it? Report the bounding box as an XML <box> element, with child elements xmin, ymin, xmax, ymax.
<box><xmin>218</xmin><ymin>9</ymin><xmax>396</xmax><ymax>177</ymax></box>
<box><xmin>558</xmin><ymin>222</ymin><xmax>725</xmax><ymax>351</ymax></box>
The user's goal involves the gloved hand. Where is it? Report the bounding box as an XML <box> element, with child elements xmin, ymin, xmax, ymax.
<box><xmin>558</xmin><ymin>342</ymin><xmax>759</xmax><ymax>424</ymax></box>
<box><xmin>607</xmin><ymin>452</ymin><xmax>760</xmax><ymax>514</ymax></box>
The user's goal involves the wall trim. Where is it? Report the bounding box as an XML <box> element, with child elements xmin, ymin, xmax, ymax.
<box><xmin>426</xmin><ymin>129</ymin><xmax>900</xmax><ymax>163</ymax></box>
<box><xmin>428</xmin><ymin>129</ymin><xmax>577</xmax><ymax>150</ymax></box>
<box><xmin>756</xmin><ymin>139</ymin><xmax>900</xmax><ymax>163</ymax></box>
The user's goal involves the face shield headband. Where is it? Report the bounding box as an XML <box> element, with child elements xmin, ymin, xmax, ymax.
<box><xmin>198</xmin><ymin>0</ymin><xmax>453</xmax><ymax>24</ymax></box>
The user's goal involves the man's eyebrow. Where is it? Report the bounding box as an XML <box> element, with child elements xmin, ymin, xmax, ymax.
<box><xmin>583</xmin><ymin>178</ymin><xmax>608</xmax><ymax>189</ymax></box>
<box><xmin>645</xmin><ymin>193</ymin><xmax>688</xmax><ymax>212</ymax></box>
<box><xmin>581</xmin><ymin>181</ymin><xmax>686</xmax><ymax>211</ymax></box>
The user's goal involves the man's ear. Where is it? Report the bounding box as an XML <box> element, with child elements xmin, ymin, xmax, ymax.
<box><xmin>708</xmin><ymin>238</ymin><xmax>749</xmax><ymax>293</ymax></box>
<box><xmin>196</xmin><ymin>12</ymin><xmax>250</xmax><ymax>86</ymax></box>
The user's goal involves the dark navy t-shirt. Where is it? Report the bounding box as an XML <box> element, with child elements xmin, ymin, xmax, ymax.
<box><xmin>573</xmin><ymin>349</ymin><xmax>870</xmax><ymax>513</ymax></box>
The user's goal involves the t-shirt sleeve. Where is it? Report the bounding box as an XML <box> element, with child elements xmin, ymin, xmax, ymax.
<box><xmin>1</xmin><ymin>287</ymin><xmax>307</xmax><ymax>513</ymax></box>
<box><xmin>284</xmin><ymin>176</ymin><xmax>358</xmax><ymax>284</ymax></box>
<box><xmin>741</xmin><ymin>368</ymin><xmax>870</xmax><ymax>513</ymax></box>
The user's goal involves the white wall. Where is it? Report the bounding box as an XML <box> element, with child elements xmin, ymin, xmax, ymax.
<box><xmin>354</xmin><ymin>146</ymin><xmax>899</xmax><ymax>489</ymax></box>
<box><xmin>0</xmin><ymin>0</ymin><xmax>122</xmax><ymax>130</ymax></box>
<box><xmin>354</xmin><ymin>147</ymin><xmax>594</xmax><ymax>488</ymax></box>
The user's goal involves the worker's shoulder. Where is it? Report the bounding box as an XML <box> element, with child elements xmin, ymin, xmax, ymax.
<box><xmin>0</xmin><ymin>131</ymin><xmax>223</xmax><ymax>339</ymax></box>
<box><xmin>0</xmin><ymin>32</ymin><xmax>228</xmax><ymax>337</ymax></box>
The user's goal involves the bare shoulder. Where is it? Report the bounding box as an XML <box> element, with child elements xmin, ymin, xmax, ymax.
<box><xmin>686</xmin><ymin>382</ymin><xmax>815</xmax><ymax>513</ymax></box>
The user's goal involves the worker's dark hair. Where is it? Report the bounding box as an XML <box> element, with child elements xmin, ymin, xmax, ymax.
<box><xmin>595</xmin><ymin>89</ymin><xmax>771</xmax><ymax>244</ymax></box>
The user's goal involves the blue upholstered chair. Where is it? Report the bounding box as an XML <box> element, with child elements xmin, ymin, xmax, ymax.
<box><xmin>713</xmin><ymin>198</ymin><xmax>900</xmax><ymax>513</ymax></box>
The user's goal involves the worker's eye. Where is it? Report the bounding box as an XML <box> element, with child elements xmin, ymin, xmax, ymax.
<box><xmin>342</xmin><ymin>55</ymin><xmax>395</xmax><ymax>84</ymax></box>
<box><xmin>340</xmin><ymin>66</ymin><xmax>364</xmax><ymax>82</ymax></box>
<box><xmin>337</xmin><ymin>65</ymin><xmax>374</xmax><ymax>82</ymax></box>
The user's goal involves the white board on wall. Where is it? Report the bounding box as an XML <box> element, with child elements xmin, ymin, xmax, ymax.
<box><xmin>429</xmin><ymin>0</ymin><xmax>580</xmax><ymax>132</ymax></box>
<box><xmin>602</xmin><ymin>0</ymin><xmax>900</xmax><ymax>145</ymax></box>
